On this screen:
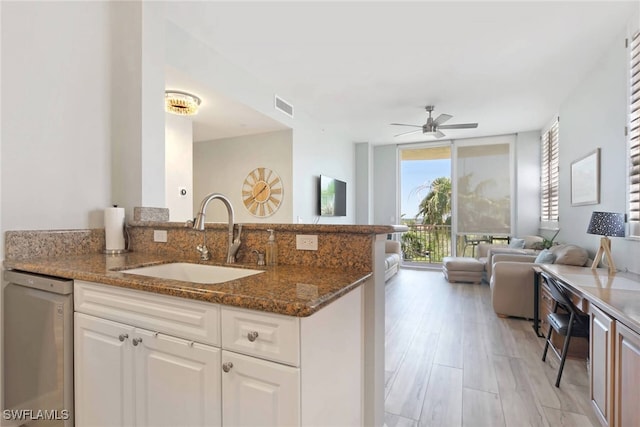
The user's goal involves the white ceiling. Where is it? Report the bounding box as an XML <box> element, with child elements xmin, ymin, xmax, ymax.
<box><xmin>166</xmin><ymin>1</ymin><xmax>638</xmax><ymax>145</ymax></box>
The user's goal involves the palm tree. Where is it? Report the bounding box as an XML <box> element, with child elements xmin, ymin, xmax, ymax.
<box><xmin>410</xmin><ymin>177</ymin><xmax>452</xmax><ymax>261</ymax></box>
<box><xmin>415</xmin><ymin>177</ymin><xmax>452</xmax><ymax>225</ymax></box>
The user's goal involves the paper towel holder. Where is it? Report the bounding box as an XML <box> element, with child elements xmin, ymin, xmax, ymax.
<box><xmin>103</xmin><ymin>223</ymin><xmax>130</xmax><ymax>255</ymax></box>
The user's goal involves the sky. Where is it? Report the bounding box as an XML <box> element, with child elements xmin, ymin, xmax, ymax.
<box><xmin>400</xmin><ymin>159</ymin><xmax>451</xmax><ymax>219</ymax></box>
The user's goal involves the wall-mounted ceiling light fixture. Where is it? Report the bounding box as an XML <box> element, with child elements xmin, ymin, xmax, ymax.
<box><xmin>165</xmin><ymin>90</ymin><xmax>201</xmax><ymax>115</ymax></box>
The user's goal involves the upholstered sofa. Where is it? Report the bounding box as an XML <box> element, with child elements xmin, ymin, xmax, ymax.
<box><xmin>489</xmin><ymin>244</ymin><xmax>589</xmax><ymax>318</ymax></box>
<box><xmin>477</xmin><ymin>235</ymin><xmax>544</xmax><ymax>282</ymax></box>
<box><xmin>385</xmin><ymin>240</ymin><xmax>402</xmax><ymax>281</ymax></box>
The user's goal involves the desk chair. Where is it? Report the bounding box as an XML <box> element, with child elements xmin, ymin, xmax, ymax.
<box><xmin>541</xmin><ymin>273</ymin><xmax>590</xmax><ymax>387</ymax></box>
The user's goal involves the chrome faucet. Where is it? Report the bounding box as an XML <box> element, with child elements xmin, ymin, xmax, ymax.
<box><xmin>192</xmin><ymin>193</ymin><xmax>241</xmax><ymax>263</ymax></box>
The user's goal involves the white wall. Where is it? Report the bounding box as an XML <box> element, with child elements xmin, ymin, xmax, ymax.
<box><xmin>373</xmin><ymin>145</ymin><xmax>399</xmax><ymax>225</ymax></box>
<box><xmin>166</xmin><ymin>22</ymin><xmax>356</xmax><ymax>224</ymax></box>
<box><xmin>1</xmin><ymin>2</ymin><xmax>112</xmax><ymax>238</ymax></box>
<box><xmin>292</xmin><ymin>125</ymin><xmax>356</xmax><ymax>224</ymax></box>
<box><xmin>515</xmin><ymin>131</ymin><xmax>542</xmax><ymax>237</ymax></box>
<box><xmin>558</xmin><ymin>25</ymin><xmax>640</xmax><ymax>274</ymax></box>
<box><xmin>355</xmin><ymin>142</ymin><xmax>373</xmax><ymax>225</ymax></box>
<box><xmin>165</xmin><ymin>113</ymin><xmax>193</xmax><ymax>221</ymax></box>
<box><xmin>111</xmin><ymin>1</ymin><xmax>166</xmax><ymax>217</ymax></box>
<box><xmin>193</xmin><ymin>130</ymin><xmax>293</xmax><ymax>223</ymax></box>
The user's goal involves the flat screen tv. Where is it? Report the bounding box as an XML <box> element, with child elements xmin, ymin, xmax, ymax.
<box><xmin>319</xmin><ymin>175</ymin><xmax>347</xmax><ymax>216</ymax></box>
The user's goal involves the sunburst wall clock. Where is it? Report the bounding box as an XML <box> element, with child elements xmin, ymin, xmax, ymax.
<box><xmin>241</xmin><ymin>167</ymin><xmax>283</xmax><ymax>217</ymax></box>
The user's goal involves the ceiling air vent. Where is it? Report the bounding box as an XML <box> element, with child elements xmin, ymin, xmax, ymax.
<box><xmin>274</xmin><ymin>95</ymin><xmax>294</xmax><ymax>118</ymax></box>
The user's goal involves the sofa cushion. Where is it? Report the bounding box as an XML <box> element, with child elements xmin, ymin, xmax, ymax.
<box><xmin>385</xmin><ymin>253</ymin><xmax>401</xmax><ymax>270</ymax></box>
<box><xmin>534</xmin><ymin>249</ymin><xmax>556</xmax><ymax>264</ymax></box>
<box><xmin>549</xmin><ymin>244</ymin><xmax>588</xmax><ymax>266</ymax></box>
<box><xmin>509</xmin><ymin>238</ymin><xmax>526</xmax><ymax>249</ymax></box>
<box><xmin>522</xmin><ymin>235</ymin><xmax>544</xmax><ymax>249</ymax></box>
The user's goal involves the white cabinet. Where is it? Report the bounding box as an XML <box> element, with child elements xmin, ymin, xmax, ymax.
<box><xmin>221</xmin><ymin>350</ymin><xmax>300</xmax><ymax>426</ymax></box>
<box><xmin>74</xmin><ymin>279</ymin><xmax>365</xmax><ymax>427</ymax></box>
<box><xmin>74</xmin><ymin>313</ymin><xmax>135</xmax><ymax>427</ymax></box>
<box><xmin>75</xmin><ymin>313</ymin><xmax>221</xmax><ymax>427</ymax></box>
<box><xmin>134</xmin><ymin>328</ymin><xmax>221</xmax><ymax>427</ymax></box>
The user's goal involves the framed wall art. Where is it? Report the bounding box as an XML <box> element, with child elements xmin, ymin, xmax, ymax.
<box><xmin>571</xmin><ymin>148</ymin><xmax>600</xmax><ymax>206</ymax></box>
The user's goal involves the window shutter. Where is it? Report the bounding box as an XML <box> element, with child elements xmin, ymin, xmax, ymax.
<box><xmin>630</xmin><ymin>32</ymin><xmax>640</xmax><ymax>235</ymax></box>
<box><xmin>541</xmin><ymin>118</ymin><xmax>559</xmax><ymax>224</ymax></box>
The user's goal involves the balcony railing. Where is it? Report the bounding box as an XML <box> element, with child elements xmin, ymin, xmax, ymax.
<box><xmin>400</xmin><ymin>224</ymin><xmax>511</xmax><ymax>264</ymax></box>
<box><xmin>400</xmin><ymin>224</ymin><xmax>452</xmax><ymax>264</ymax></box>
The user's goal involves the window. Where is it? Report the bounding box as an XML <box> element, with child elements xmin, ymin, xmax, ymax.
<box><xmin>541</xmin><ymin>117</ymin><xmax>559</xmax><ymax>228</ymax></box>
<box><xmin>630</xmin><ymin>32</ymin><xmax>640</xmax><ymax>237</ymax></box>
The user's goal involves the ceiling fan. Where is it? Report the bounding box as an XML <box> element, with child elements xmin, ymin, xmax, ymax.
<box><xmin>391</xmin><ymin>105</ymin><xmax>478</xmax><ymax>138</ymax></box>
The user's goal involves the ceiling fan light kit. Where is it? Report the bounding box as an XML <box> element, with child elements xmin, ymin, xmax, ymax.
<box><xmin>391</xmin><ymin>105</ymin><xmax>478</xmax><ymax>138</ymax></box>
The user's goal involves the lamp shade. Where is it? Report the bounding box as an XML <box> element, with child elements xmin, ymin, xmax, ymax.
<box><xmin>586</xmin><ymin>211</ymin><xmax>626</xmax><ymax>237</ymax></box>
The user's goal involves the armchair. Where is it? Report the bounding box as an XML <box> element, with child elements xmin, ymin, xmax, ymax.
<box><xmin>489</xmin><ymin>244</ymin><xmax>589</xmax><ymax>319</ymax></box>
<box><xmin>489</xmin><ymin>254</ymin><xmax>538</xmax><ymax>318</ymax></box>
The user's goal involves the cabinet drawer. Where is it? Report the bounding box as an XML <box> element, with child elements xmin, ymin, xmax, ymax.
<box><xmin>221</xmin><ymin>306</ymin><xmax>300</xmax><ymax>366</ymax></box>
<box><xmin>74</xmin><ymin>281</ymin><xmax>220</xmax><ymax>346</ymax></box>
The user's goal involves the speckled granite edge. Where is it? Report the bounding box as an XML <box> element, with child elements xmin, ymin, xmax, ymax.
<box><xmin>128</xmin><ymin>221</ymin><xmax>407</xmax><ymax>235</ymax></box>
<box><xmin>3</xmin><ymin>253</ymin><xmax>372</xmax><ymax>317</ymax></box>
<box><xmin>5</xmin><ymin>229</ymin><xmax>104</xmax><ymax>260</ymax></box>
<box><xmin>133</xmin><ymin>207</ymin><xmax>170</xmax><ymax>222</ymax></box>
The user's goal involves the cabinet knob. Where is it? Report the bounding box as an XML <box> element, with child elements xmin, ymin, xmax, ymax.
<box><xmin>247</xmin><ymin>331</ymin><xmax>259</xmax><ymax>342</ymax></box>
<box><xmin>119</xmin><ymin>334</ymin><xmax>129</xmax><ymax>342</ymax></box>
<box><xmin>132</xmin><ymin>337</ymin><xmax>143</xmax><ymax>346</ymax></box>
<box><xmin>222</xmin><ymin>362</ymin><xmax>234</xmax><ymax>373</ymax></box>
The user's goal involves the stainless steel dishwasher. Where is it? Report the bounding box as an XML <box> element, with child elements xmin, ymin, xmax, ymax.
<box><xmin>3</xmin><ymin>270</ymin><xmax>73</xmax><ymax>427</ymax></box>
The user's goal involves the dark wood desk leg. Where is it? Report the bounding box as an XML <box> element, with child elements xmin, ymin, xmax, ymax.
<box><xmin>532</xmin><ymin>269</ymin><xmax>543</xmax><ymax>337</ymax></box>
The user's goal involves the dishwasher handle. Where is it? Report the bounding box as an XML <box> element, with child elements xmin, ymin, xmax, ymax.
<box><xmin>4</xmin><ymin>270</ymin><xmax>73</xmax><ymax>295</ymax></box>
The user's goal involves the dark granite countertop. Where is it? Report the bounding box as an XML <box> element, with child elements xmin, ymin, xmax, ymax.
<box><xmin>3</xmin><ymin>252</ymin><xmax>371</xmax><ymax>317</ymax></box>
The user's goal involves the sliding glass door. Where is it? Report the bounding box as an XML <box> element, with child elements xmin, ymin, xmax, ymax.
<box><xmin>398</xmin><ymin>135</ymin><xmax>515</xmax><ymax>264</ymax></box>
<box><xmin>454</xmin><ymin>135</ymin><xmax>515</xmax><ymax>256</ymax></box>
<box><xmin>399</xmin><ymin>145</ymin><xmax>452</xmax><ymax>264</ymax></box>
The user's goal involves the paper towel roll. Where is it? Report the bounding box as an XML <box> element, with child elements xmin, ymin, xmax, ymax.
<box><xmin>105</xmin><ymin>207</ymin><xmax>126</xmax><ymax>251</ymax></box>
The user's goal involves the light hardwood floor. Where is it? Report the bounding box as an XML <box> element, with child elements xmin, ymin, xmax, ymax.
<box><xmin>384</xmin><ymin>268</ymin><xmax>600</xmax><ymax>427</ymax></box>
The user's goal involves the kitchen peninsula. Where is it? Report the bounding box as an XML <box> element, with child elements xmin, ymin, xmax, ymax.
<box><xmin>4</xmin><ymin>221</ymin><xmax>405</xmax><ymax>427</ymax></box>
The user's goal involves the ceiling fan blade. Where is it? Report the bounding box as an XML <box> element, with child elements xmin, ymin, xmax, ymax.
<box><xmin>434</xmin><ymin>130</ymin><xmax>446</xmax><ymax>138</ymax></box>
<box><xmin>432</xmin><ymin>114</ymin><xmax>452</xmax><ymax>126</ymax></box>
<box><xmin>394</xmin><ymin>129</ymin><xmax>422</xmax><ymax>137</ymax></box>
<box><xmin>438</xmin><ymin>123</ymin><xmax>478</xmax><ymax>129</ymax></box>
<box><xmin>390</xmin><ymin>123</ymin><xmax>422</xmax><ymax>128</ymax></box>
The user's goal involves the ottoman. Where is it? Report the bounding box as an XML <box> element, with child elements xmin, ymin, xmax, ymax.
<box><xmin>442</xmin><ymin>256</ymin><xmax>485</xmax><ymax>284</ymax></box>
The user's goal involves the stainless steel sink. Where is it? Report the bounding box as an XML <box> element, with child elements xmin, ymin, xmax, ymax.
<box><xmin>120</xmin><ymin>262</ymin><xmax>264</xmax><ymax>284</ymax></box>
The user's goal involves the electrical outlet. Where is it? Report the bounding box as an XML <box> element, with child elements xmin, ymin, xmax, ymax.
<box><xmin>296</xmin><ymin>235</ymin><xmax>318</xmax><ymax>250</ymax></box>
<box><xmin>153</xmin><ymin>230</ymin><xmax>167</xmax><ymax>243</ymax></box>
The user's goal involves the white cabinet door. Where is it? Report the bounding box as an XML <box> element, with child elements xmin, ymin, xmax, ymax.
<box><xmin>134</xmin><ymin>329</ymin><xmax>221</xmax><ymax>427</ymax></box>
<box><xmin>221</xmin><ymin>350</ymin><xmax>300</xmax><ymax>427</ymax></box>
<box><xmin>74</xmin><ymin>313</ymin><xmax>135</xmax><ymax>427</ymax></box>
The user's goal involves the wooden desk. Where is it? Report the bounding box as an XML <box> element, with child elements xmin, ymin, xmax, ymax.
<box><xmin>537</xmin><ymin>265</ymin><xmax>640</xmax><ymax>427</ymax></box>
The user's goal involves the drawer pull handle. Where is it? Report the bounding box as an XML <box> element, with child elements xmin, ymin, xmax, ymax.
<box><xmin>222</xmin><ymin>362</ymin><xmax>233</xmax><ymax>373</ymax></box>
<box><xmin>119</xmin><ymin>334</ymin><xmax>129</xmax><ymax>342</ymax></box>
<box><xmin>247</xmin><ymin>331</ymin><xmax>259</xmax><ymax>342</ymax></box>
<box><xmin>132</xmin><ymin>337</ymin><xmax>143</xmax><ymax>346</ymax></box>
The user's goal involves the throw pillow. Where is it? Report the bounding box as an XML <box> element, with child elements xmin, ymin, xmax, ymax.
<box><xmin>509</xmin><ymin>238</ymin><xmax>525</xmax><ymax>249</ymax></box>
<box><xmin>551</xmin><ymin>244</ymin><xmax>588</xmax><ymax>266</ymax></box>
<box><xmin>535</xmin><ymin>249</ymin><xmax>556</xmax><ymax>264</ymax></box>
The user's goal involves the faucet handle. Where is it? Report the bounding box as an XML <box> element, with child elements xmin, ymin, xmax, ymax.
<box><xmin>234</xmin><ymin>224</ymin><xmax>243</xmax><ymax>242</ymax></box>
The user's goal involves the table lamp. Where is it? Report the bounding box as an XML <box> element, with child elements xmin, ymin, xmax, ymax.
<box><xmin>586</xmin><ymin>211</ymin><xmax>626</xmax><ymax>274</ymax></box>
